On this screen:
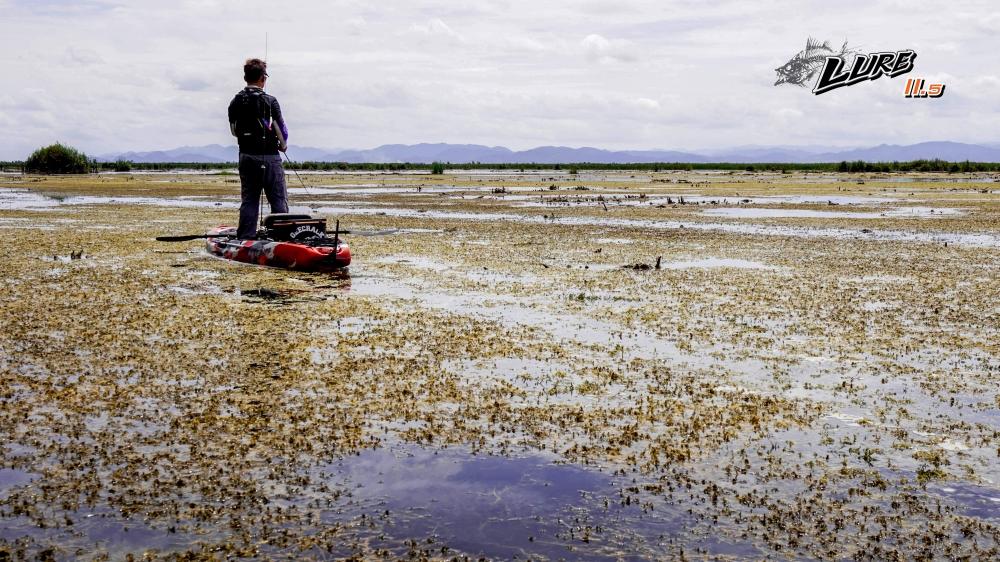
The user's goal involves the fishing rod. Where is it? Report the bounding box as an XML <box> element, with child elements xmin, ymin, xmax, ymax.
<box><xmin>264</xmin><ymin>32</ymin><xmax>311</xmax><ymax>196</ymax></box>
<box><xmin>259</xmin><ymin>32</ymin><xmax>269</xmax><ymax>234</ymax></box>
<box><xmin>281</xmin><ymin>150</ymin><xmax>311</xmax><ymax>194</ymax></box>
<box><xmin>260</xmin><ymin>33</ymin><xmax>331</xmax><ymax>225</ymax></box>
<box><xmin>277</xmin><ymin>134</ymin><xmax>318</xmax><ymax>214</ymax></box>
<box><xmin>253</xmin><ymin>34</ymin><xmax>312</xmax><ymax>226</ymax></box>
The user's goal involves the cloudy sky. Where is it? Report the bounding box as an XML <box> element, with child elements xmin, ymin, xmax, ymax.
<box><xmin>1</xmin><ymin>0</ymin><xmax>998</xmax><ymax>158</ymax></box>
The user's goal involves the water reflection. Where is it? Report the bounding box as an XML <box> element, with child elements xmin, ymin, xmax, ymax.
<box><xmin>320</xmin><ymin>444</ymin><xmax>756</xmax><ymax>560</ymax></box>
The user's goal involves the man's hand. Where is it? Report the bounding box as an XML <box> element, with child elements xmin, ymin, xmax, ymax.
<box><xmin>278</xmin><ymin>143</ymin><xmax>288</xmax><ymax>153</ymax></box>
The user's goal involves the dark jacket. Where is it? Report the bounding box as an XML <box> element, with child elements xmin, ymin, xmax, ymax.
<box><xmin>228</xmin><ymin>86</ymin><xmax>288</xmax><ymax>155</ymax></box>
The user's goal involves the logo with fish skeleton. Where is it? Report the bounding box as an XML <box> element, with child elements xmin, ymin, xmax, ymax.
<box><xmin>775</xmin><ymin>38</ymin><xmax>939</xmax><ymax>97</ymax></box>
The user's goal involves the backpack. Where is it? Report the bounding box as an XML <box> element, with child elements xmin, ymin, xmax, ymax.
<box><xmin>232</xmin><ymin>89</ymin><xmax>276</xmax><ymax>154</ymax></box>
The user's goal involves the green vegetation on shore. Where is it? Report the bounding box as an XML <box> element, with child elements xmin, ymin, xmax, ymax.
<box><xmin>22</xmin><ymin>143</ymin><xmax>92</xmax><ymax>174</ymax></box>
<box><xmin>2</xmin><ymin>158</ymin><xmax>1000</xmax><ymax>173</ymax></box>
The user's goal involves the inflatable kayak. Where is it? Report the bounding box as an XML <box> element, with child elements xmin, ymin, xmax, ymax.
<box><xmin>205</xmin><ymin>214</ymin><xmax>351</xmax><ymax>271</ymax></box>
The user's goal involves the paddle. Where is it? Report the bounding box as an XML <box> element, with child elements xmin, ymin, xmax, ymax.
<box><xmin>154</xmin><ymin>229</ymin><xmax>399</xmax><ymax>242</ymax></box>
<box><xmin>155</xmin><ymin>233</ymin><xmax>232</xmax><ymax>242</ymax></box>
<box><xmin>348</xmin><ymin>229</ymin><xmax>400</xmax><ymax>237</ymax></box>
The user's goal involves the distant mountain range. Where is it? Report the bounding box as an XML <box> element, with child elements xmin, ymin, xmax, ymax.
<box><xmin>98</xmin><ymin>141</ymin><xmax>1000</xmax><ymax>164</ymax></box>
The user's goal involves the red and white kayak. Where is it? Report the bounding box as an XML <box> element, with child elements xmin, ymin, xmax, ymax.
<box><xmin>205</xmin><ymin>226</ymin><xmax>351</xmax><ymax>271</ymax></box>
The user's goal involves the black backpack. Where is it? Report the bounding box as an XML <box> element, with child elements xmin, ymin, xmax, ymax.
<box><xmin>232</xmin><ymin>89</ymin><xmax>276</xmax><ymax>154</ymax></box>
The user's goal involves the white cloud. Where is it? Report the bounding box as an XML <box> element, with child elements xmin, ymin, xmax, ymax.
<box><xmin>345</xmin><ymin>16</ymin><xmax>367</xmax><ymax>35</ymax></box>
<box><xmin>63</xmin><ymin>46</ymin><xmax>104</xmax><ymax>66</ymax></box>
<box><xmin>410</xmin><ymin>18</ymin><xmax>464</xmax><ymax>43</ymax></box>
<box><xmin>0</xmin><ymin>91</ymin><xmax>51</xmax><ymax>112</ymax></box>
<box><xmin>633</xmin><ymin>97</ymin><xmax>660</xmax><ymax>110</ymax></box>
<box><xmin>503</xmin><ymin>36</ymin><xmax>547</xmax><ymax>53</ymax></box>
<box><xmin>972</xmin><ymin>75</ymin><xmax>1000</xmax><ymax>87</ymax></box>
<box><xmin>1</xmin><ymin>0</ymin><xmax>999</xmax><ymax>158</ymax></box>
<box><xmin>170</xmin><ymin>70</ymin><xmax>213</xmax><ymax>92</ymax></box>
<box><xmin>771</xmin><ymin>107</ymin><xmax>804</xmax><ymax>125</ymax></box>
<box><xmin>961</xmin><ymin>11</ymin><xmax>1000</xmax><ymax>33</ymax></box>
<box><xmin>581</xmin><ymin>33</ymin><xmax>638</xmax><ymax>63</ymax></box>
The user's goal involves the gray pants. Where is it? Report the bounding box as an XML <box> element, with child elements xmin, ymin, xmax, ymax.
<box><xmin>238</xmin><ymin>153</ymin><xmax>288</xmax><ymax>239</ymax></box>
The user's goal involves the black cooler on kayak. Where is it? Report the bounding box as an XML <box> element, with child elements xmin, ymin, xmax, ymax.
<box><xmin>262</xmin><ymin>213</ymin><xmax>327</xmax><ymax>241</ymax></box>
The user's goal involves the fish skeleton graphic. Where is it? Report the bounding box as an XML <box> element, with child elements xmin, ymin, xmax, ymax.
<box><xmin>775</xmin><ymin>37</ymin><xmax>855</xmax><ymax>87</ymax></box>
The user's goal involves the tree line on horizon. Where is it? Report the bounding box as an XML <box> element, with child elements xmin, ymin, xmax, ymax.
<box><xmin>4</xmin><ymin>143</ymin><xmax>1000</xmax><ymax>174</ymax></box>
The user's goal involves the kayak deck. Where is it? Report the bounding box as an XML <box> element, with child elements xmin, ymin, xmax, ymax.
<box><xmin>205</xmin><ymin>226</ymin><xmax>351</xmax><ymax>272</ymax></box>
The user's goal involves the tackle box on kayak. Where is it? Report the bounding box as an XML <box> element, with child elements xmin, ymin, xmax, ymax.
<box><xmin>262</xmin><ymin>213</ymin><xmax>327</xmax><ymax>241</ymax></box>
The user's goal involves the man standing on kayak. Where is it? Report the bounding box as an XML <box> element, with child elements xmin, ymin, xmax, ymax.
<box><xmin>228</xmin><ymin>58</ymin><xmax>289</xmax><ymax>239</ymax></box>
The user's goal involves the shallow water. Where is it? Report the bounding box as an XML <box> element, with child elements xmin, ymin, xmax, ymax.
<box><xmin>660</xmin><ymin>257</ymin><xmax>777</xmax><ymax>270</ymax></box>
<box><xmin>346</xmin><ymin>268</ymin><xmax>762</xmax><ymax>373</ymax></box>
<box><xmin>0</xmin><ymin>188</ymin><xmax>240</xmax><ymax>211</ymax></box>
<box><xmin>514</xmin><ymin>194</ymin><xmax>904</xmax><ymax>208</ymax></box>
<box><xmin>319</xmin><ymin>444</ymin><xmax>756</xmax><ymax>559</ymax></box>
<box><xmin>291</xmin><ymin>184</ymin><xmax>535</xmax><ymax>196</ymax></box>
<box><xmin>876</xmin><ymin>176</ymin><xmax>997</xmax><ymax>183</ymax></box>
<box><xmin>0</xmin><ymin>468</ymin><xmax>36</xmax><ymax>499</ymax></box>
<box><xmin>703</xmin><ymin>206</ymin><xmax>963</xmax><ymax>219</ymax></box>
<box><xmin>0</xmin><ymin>508</ymin><xmax>196</xmax><ymax>557</ymax></box>
<box><xmin>0</xmin><ymin>188</ymin><xmax>61</xmax><ymax>210</ymax></box>
<box><xmin>927</xmin><ymin>483</ymin><xmax>1000</xmax><ymax>519</ymax></box>
<box><xmin>315</xmin><ymin>205</ymin><xmax>1000</xmax><ymax>248</ymax></box>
